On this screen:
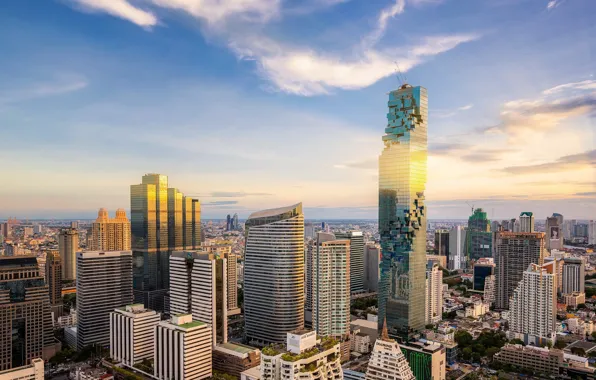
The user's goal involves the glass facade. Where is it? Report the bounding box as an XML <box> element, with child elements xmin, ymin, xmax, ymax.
<box><xmin>466</xmin><ymin>208</ymin><xmax>492</xmax><ymax>262</ymax></box>
<box><xmin>168</xmin><ymin>188</ymin><xmax>184</xmax><ymax>250</ymax></box>
<box><xmin>378</xmin><ymin>85</ymin><xmax>428</xmax><ymax>340</ymax></box>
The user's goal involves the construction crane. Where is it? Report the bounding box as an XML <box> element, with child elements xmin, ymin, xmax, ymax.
<box><xmin>466</xmin><ymin>202</ymin><xmax>474</xmax><ymax>214</ymax></box>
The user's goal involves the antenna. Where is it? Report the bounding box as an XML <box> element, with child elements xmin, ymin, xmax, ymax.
<box><xmin>465</xmin><ymin>202</ymin><xmax>474</xmax><ymax>214</ymax></box>
<box><xmin>394</xmin><ymin>61</ymin><xmax>408</xmax><ymax>85</ymax></box>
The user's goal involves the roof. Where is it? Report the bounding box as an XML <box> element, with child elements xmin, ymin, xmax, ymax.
<box><xmin>565</xmin><ymin>340</ymin><xmax>596</xmax><ymax>352</ymax></box>
<box><xmin>350</xmin><ymin>319</ymin><xmax>377</xmax><ymax>330</ymax></box>
<box><xmin>0</xmin><ymin>256</ymin><xmax>39</xmax><ymax>268</ymax></box>
<box><xmin>247</xmin><ymin>203</ymin><xmax>302</xmax><ymax>220</ymax></box>
<box><xmin>179</xmin><ymin>320</ymin><xmax>205</xmax><ymax>329</ymax></box>
<box><xmin>217</xmin><ymin>342</ymin><xmax>258</xmax><ymax>354</ymax></box>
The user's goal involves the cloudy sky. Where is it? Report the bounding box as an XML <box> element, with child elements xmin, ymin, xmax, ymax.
<box><xmin>0</xmin><ymin>0</ymin><xmax>594</xmax><ymax>220</ymax></box>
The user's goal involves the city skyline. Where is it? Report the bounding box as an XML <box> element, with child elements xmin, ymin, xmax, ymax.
<box><xmin>0</xmin><ymin>0</ymin><xmax>595</xmax><ymax>220</ymax></box>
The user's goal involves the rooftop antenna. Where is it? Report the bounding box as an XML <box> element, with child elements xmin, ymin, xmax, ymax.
<box><xmin>394</xmin><ymin>61</ymin><xmax>408</xmax><ymax>86</ymax></box>
<box><xmin>466</xmin><ymin>202</ymin><xmax>474</xmax><ymax>214</ymax></box>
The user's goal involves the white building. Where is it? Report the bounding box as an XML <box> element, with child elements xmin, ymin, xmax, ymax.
<box><xmin>483</xmin><ymin>275</ymin><xmax>495</xmax><ymax>306</ymax></box>
<box><xmin>350</xmin><ymin>328</ymin><xmax>371</xmax><ymax>354</ymax></box>
<box><xmin>589</xmin><ymin>220</ymin><xmax>596</xmax><ymax>245</ymax></box>
<box><xmin>0</xmin><ymin>359</ymin><xmax>44</xmax><ymax>380</ymax></box>
<box><xmin>448</xmin><ymin>226</ymin><xmax>466</xmax><ymax>270</ymax></box>
<box><xmin>154</xmin><ymin>314</ymin><xmax>212</xmax><ymax>380</ymax></box>
<box><xmin>562</xmin><ymin>257</ymin><xmax>585</xmax><ymax>295</ymax></box>
<box><xmin>509</xmin><ymin>262</ymin><xmax>557</xmax><ymax>346</ymax></box>
<box><xmin>365</xmin><ymin>322</ymin><xmax>415</xmax><ymax>380</ymax></box>
<box><xmin>109</xmin><ymin>304</ymin><xmax>160</xmax><ymax>367</ymax></box>
<box><xmin>425</xmin><ymin>261</ymin><xmax>443</xmax><ymax>325</ymax></box>
<box><xmin>520</xmin><ymin>212</ymin><xmax>535</xmax><ymax>233</ymax></box>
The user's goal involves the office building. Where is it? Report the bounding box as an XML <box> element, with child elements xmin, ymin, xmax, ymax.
<box><xmin>88</xmin><ymin>208</ymin><xmax>131</xmax><ymax>251</ymax></box>
<box><xmin>244</xmin><ymin>203</ymin><xmax>304</xmax><ymax>345</ymax></box>
<box><xmin>191</xmin><ymin>199</ymin><xmax>202</xmax><ymax>248</ymax></box>
<box><xmin>0</xmin><ymin>358</ymin><xmax>44</xmax><ymax>380</ymax></box>
<box><xmin>509</xmin><ymin>262</ymin><xmax>557</xmax><ymax>346</ymax></box>
<box><xmin>312</xmin><ymin>232</ymin><xmax>351</xmax><ymax>338</ymax></box>
<box><xmin>109</xmin><ymin>304</ymin><xmax>160</xmax><ymax>367</ymax></box>
<box><xmin>494</xmin><ymin>232</ymin><xmax>545</xmax><ymax>310</ymax></box>
<box><xmin>520</xmin><ymin>212</ymin><xmax>535</xmax><ymax>233</ymax></box>
<box><xmin>425</xmin><ymin>261</ymin><xmax>442</xmax><ymax>325</ymax></box>
<box><xmin>448</xmin><ymin>226</ymin><xmax>466</xmax><ymax>270</ymax></box>
<box><xmin>364</xmin><ymin>244</ymin><xmax>380</xmax><ymax>292</ymax></box>
<box><xmin>154</xmin><ymin>314</ymin><xmax>212</xmax><ymax>380</ymax></box>
<box><xmin>168</xmin><ymin>188</ymin><xmax>184</xmax><ymax>250</ymax></box>
<box><xmin>400</xmin><ymin>341</ymin><xmax>446</xmax><ymax>380</ymax></box>
<box><xmin>545</xmin><ymin>214</ymin><xmax>563</xmax><ymax>251</ymax></box>
<box><xmin>378</xmin><ymin>84</ymin><xmax>428</xmax><ymax>340</ymax></box>
<box><xmin>224</xmin><ymin>252</ymin><xmax>240</xmax><ymax>314</ymax></box>
<box><xmin>45</xmin><ymin>251</ymin><xmax>63</xmax><ymax>318</ymax></box>
<box><xmin>434</xmin><ymin>229</ymin><xmax>450</xmax><ymax>259</ymax></box>
<box><xmin>495</xmin><ymin>345</ymin><xmax>562</xmax><ymax>377</ymax></box>
<box><xmin>366</xmin><ymin>322</ymin><xmax>415</xmax><ymax>380</ymax></box>
<box><xmin>0</xmin><ymin>257</ymin><xmax>59</xmax><ymax>369</ymax></box>
<box><xmin>213</xmin><ymin>343</ymin><xmax>261</xmax><ymax>379</ymax></box>
<box><xmin>465</xmin><ymin>208</ymin><xmax>492</xmax><ymax>262</ymax></box>
<box><xmin>260</xmin><ymin>330</ymin><xmax>343</xmax><ymax>380</ymax></box>
<box><xmin>76</xmin><ymin>251</ymin><xmax>133</xmax><ymax>350</ymax></box>
<box><xmin>473</xmin><ymin>258</ymin><xmax>495</xmax><ymax>291</ymax></box>
<box><xmin>169</xmin><ymin>251</ymin><xmax>227</xmax><ymax>345</ymax></box>
<box><xmin>336</xmin><ymin>231</ymin><xmax>364</xmax><ymax>293</ymax></box>
<box><xmin>562</xmin><ymin>257</ymin><xmax>585</xmax><ymax>295</ymax></box>
<box><xmin>59</xmin><ymin>228</ymin><xmax>78</xmax><ymax>281</ymax></box>
<box><xmin>226</xmin><ymin>214</ymin><xmax>232</xmax><ymax>231</ymax></box>
<box><xmin>305</xmin><ymin>240</ymin><xmax>314</xmax><ymax>313</ymax></box>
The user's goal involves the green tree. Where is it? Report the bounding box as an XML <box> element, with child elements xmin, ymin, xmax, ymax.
<box><xmin>462</xmin><ymin>347</ymin><xmax>473</xmax><ymax>360</ymax></box>
<box><xmin>591</xmin><ymin>331</ymin><xmax>596</xmax><ymax>340</ymax></box>
<box><xmin>486</xmin><ymin>347</ymin><xmax>500</xmax><ymax>359</ymax></box>
<box><xmin>555</xmin><ymin>340</ymin><xmax>567</xmax><ymax>349</ymax></box>
<box><xmin>455</xmin><ymin>330</ymin><xmax>473</xmax><ymax>347</ymax></box>
<box><xmin>509</xmin><ymin>338</ymin><xmax>525</xmax><ymax>346</ymax></box>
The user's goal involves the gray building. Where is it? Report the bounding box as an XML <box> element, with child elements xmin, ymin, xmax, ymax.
<box><xmin>364</xmin><ymin>244</ymin><xmax>380</xmax><ymax>292</ymax></box>
<box><xmin>562</xmin><ymin>257</ymin><xmax>585</xmax><ymax>295</ymax></box>
<box><xmin>336</xmin><ymin>231</ymin><xmax>365</xmax><ymax>293</ymax></box>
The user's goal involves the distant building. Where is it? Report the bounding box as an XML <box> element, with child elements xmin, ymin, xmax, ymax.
<box><xmin>495</xmin><ymin>344</ymin><xmax>562</xmax><ymax>377</ymax></box>
<box><xmin>473</xmin><ymin>258</ymin><xmax>495</xmax><ymax>291</ymax></box>
<box><xmin>448</xmin><ymin>226</ymin><xmax>466</xmax><ymax>270</ymax></box>
<box><xmin>589</xmin><ymin>220</ymin><xmax>596</xmax><ymax>245</ymax></box>
<box><xmin>434</xmin><ymin>229</ymin><xmax>450</xmax><ymax>258</ymax></box>
<box><xmin>483</xmin><ymin>275</ymin><xmax>496</xmax><ymax>306</ymax></box>
<box><xmin>88</xmin><ymin>208</ymin><xmax>131</xmax><ymax>251</ymax></box>
<box><xmin>366</xmin><ymin>322</ymin><xmax>415</xmax><ymax>380</ymax></box>
<box><xmin>364</xmin><ymin>244</ymin><xmax>380</xmax><ymax>292</ymax></box>
<box><xmin>562</xmin><ymin>257</ymin><xmax>585</xmax><ymax>295</ymax></box>
<box><xmin>0</xmin><ymin>358</ymin><xmax>44</xmax><ymax>380</ymax></box>
<box><xmin>520</xmin><ymin>212</ymin><xmax>535</xmax><ymax>233</ymax></box>
<box><xmin>213</xmin><ymin>342</ymin><xmax>261</xmax><ymax>379</ymax></box>
<box><xmin>109</xmin><ymin>304</ymin><xmax>160</xmax><ymax>367</ymax></box>
<box><xmin>465</xmin><ymin>208</ymin><xmax>492</xmax><ymax>262</ymax></box>
<box><xmin>45</xmin><ymin>251</ymin><xmax>63</xmax><ymax>319</ymax></box>
<box><xmin>336</xmin><ymin>231</ymin><xmax>365</xmax><ymax>293</ymax></box>
<box><xmin>425</xmin><ymin>261</ymin><xmax>442</xmax><ymax>325</ymax></box>
<box><xmin>546</xmin><ymin>214</ymin><xmax>563</xmax><ymax>251</ymax></box>
<box><xmin>59</xmin><ymin>228</ymin><xmax>79</xmax><ymax>281</ymax></box>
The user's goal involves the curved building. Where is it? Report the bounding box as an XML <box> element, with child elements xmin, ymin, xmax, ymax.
<box><xmin>244</xmin><ymin>203</ymin><xmax>304</xmax><ymax>345</ymax></box>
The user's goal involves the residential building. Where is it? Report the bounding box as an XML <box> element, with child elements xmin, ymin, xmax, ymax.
<box><xmin>545</xmin><ymin>214</ymin><xmax>563</xmax><ymax>251</ymax></box>
<box><xmin>0</xmin><ymin>358</ymin><xmax>44</xmax><ymax>380</ymax></box>
<box><xmin>495</xmin><ymin>344</ymin><xmax>562</xmax><ymax>377</ymax></box>
<box><xmin>260</xmin><ymin>330</ymin><xmax>343</xmax><ymax>380</ymax></box>
<box><xmin>544</xmin><ymin>256</ymin><xmax>565</xmax><ymax>293</ymax></box>
<box><xmin>336</xmin><ymin>231</ymin><xmax>364</xmax><ymax>293</ymax></box>
<box><xmin>0</xmin><ymin>257</ymin><xmax>59</xmax><ymax>369</ymax></box>
<box><xmin>109</xmin><ymin>304</ymin><xmax>160</xmax><ymax>367</ymax></box>
<box><xmin>213</xmin><ymin>343</ymin><xmax>261</xmax><ymax>379</ymax></box>
<box><xmin>562</xmin><ymin>257</ymin><xmax>585</xmax><ymax>295</ymax></box>
<box><xmin>520</xmin><ymin>212</ymin><xmax>535</xmax><ymax>233</ymax></box>
<box><xmin>378</xmin><ymin>84</ymin><xmax>428</xmax><ymax>340</ymax></box>
<box><xmin>59</xmin><ymin>228</ymin><xmax>78</xmax><ymax>281</ymax></box>
<box><xmin>364</xmin><ymin>244</ymin><xmax>380</xmax><ymax>292</ymax></box>
<box><xmin>350</xmin><ymin>319</ymin><xmax>378</xmax><ymax>344</ymax></box>
<box><xmin>366</xmin><ymin>322</ymin><xmax>415</xmax><ymax>380</ymax></box>
<box><xmin>465</xmin><ymin>208</ymin><xmax>492</xmax><ymax>262</ymax></box>
<box><xmin>494</xmin><ymin>232</ymin><xmax>545</xmax><ymax>310</ymax></box>
<box><xmin>564</xmin><ymin>292</ymin><xmax>586</xmax><ymax>308</ymax></box>
<box><xmin>448</xmin><ymin>226</ymin><xmax>466</xmax><ymax>270</ymax></box>
<box><xmin>483</xmin><ymin>275</ymin><xmax>496</xmax><ymax>306</ymax></box>
<box><xmin>589</xmin><ymin>220</ymin><xmax>596</xmax><ymax>245</ymax></box>
<box><xmin>224</xmin><ymin>252</ymin><xmax>240</xmax><ymax>314</ymax></box>
<box><xmin>76</xmin><ymin>251</ymin><xmax>133</xmax><ymax>350</ymax></box>
<box><xmin>154</xmin><ymin>314</ymin><xmax>212</xmax><ymax>380</ymax></box>
<box><xmin>508</xmin><ymin>262</ymin><xmax>557</xmax><ymax>346</ymax></box>
<box><xmin>88</xmin><ymin>208</ymin><xmax>131</xmax><ymax>251</ymax></box>
<box><xmin>425</xmin><ymin>261</ymin><xmax>442</xmax><ymax>325</ymax></box>
<box><xmin>169</xmin><ymin>251</ymin><xmax>228</xmax><ymax>345</ymax></box>
<box><xmin>473</xmin><ymin>258</ymin><xmax>495</xmax><ymax>291</ymax></box>
<box><xmin>400</xmin><ymin>340</ymin><xmax>446</xmax><ymax>380</ymax></box>
<box><xmin>305</xmin><ymin>239</ymin><xmax>314</xmax><ymax>313</ymax></box>
<box><xmin>350</xmin><ymin>329</ymin><xmax>371</xmax><ymax>354</ymax></box>
<box><xmin>244</xmin><ymin>203</ymin><xmax>304</xmax><ymax>345</ymax></box>
<box><xmin>45</xmin><ymin>251</ymin><xmax>63</xmax><ymax>319</ymax></box>
<box><xmin>312</xmin><ymin>232</ymin><xmax>351</xmax><ymax>338</ymax></box>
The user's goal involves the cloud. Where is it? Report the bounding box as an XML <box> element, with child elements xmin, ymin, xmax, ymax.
<box><xmin>69</xmin><ymin>0</ymin><xmax>157</xmax><ymax>27</ymax></box>
<box><xmin>334</xmin><ymin>158</ymin><xmax>377</xmax><ymax>170</ymax></box>
<box><xmin>433</xmin><ymin>103</ymin><xmax>473</xmax><ymax>118</ymax></box>
<box><xmin>575</xmin><ymin>192</ymin><xmax>596</xmax><ymax>197</ymax></box>
<box><xmin>501</xmin><ymin>149</ymin><xmax>596</xmax><ymax>175</ymax></box>
<box><xmin>546</xmin><ymin>0</ymin><xmax>562</xmax><ymax>10</ymax></box>
<box><xmin>428</xmin><ymin>142</ymin><xmax>468</xmax><ymax>155</ymax></box>
<box><xmin>0</xmin><ymin>75</ymin><xmax>88</xmax><ymax>105</ymax></box>
<box><xmin>207</xmin><ymin>191</ymin><xmax>272</xmax><ymax>197</ymax></box>
<box><xmin>202</xmin><ymin>200</ymin><xmax>239</xmax><ymax>206</ymax></box>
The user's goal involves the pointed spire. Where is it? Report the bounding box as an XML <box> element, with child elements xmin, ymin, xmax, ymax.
<box><xmin>381</xmin><ymin>317</ymin><xmax>389</xmax><ymax>341</ymax></box>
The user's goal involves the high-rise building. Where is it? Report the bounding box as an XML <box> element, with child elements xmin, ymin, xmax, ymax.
<box><xmin>494</xmin><ymin>232</ymin><xmax>545</xmax><ymax>310</ymax></box>
<box><xmin>169</xmin><ymin>251</ymin><xmax>227</xmax><ymax>345</ymax></box>
<box><xmin>89</xmin><ymin>208</ymin><xmax>131</xmax><ymax>251</ymax></box>
<box><xmin>336</xmin><ymin>231</ymin><xmax>364</xmax><ymax>293</ymax></box>
<box><xmin>312</xmin><ymin>232</ymin><xmax>351</xmax><ymax>338</ymax></box>
<box><xmin>520</xmin><ymin>212</ymin><xmax>535</xmax><ymax>233</ymax></box>
<box><xmin>305</xmin><ymin>239</ymin><xmax>315</xmax><ymax>314</ymax></box>
<box><xmin>465</xmin><ymin>208</ymin><xmax>492</xmax><ymax>262</ymax></box>
<box><xmin>562</xmin><ymin>257</ymin><xmax>585</xmax><ymax>295</ymax></box>
<box><xmin>59</xmin><ymin>228</ymin><xmax>78</xmax><ymax>281</ymax></box>
<box><xmin>233</xmin><ymin>213</ymin><xmax>239</xmax><ymax>230</ymax></box>
<box><xmin>76</xmin><ymin>251</ymin><xmax>133</xmax><ymax>350</ymax></box>
<box><xmin>400</xmin><ymin>341</ymin><xmax>446</xmax><ymax>380</ymax></box>
<box><xmin>588</xmin><ymin>220</ymin><xmax>596</xmax><ymax>245</ymax></box>
<box><xmin>425</xmin><ymin>261</ymin><xmax>442</xmax><ymax>325</ymax></box>
<box><xmin>491</xmin><ymin>221</ymin><xmax>501</xmax><ymax>232</ymax></box>
<box><xmin>226</xmin><ymin>214</ymin><xmax>232</xmax><ymax>231</ymax></box>
<box><xmin>109</xmin><ymin>304</ymin><xmax>160</xmax><ymax>368</ymax></box>
<box><xmin>434</xmin><ymin>230</ymin><xmax>450</xmax><ymax>258</ymax></box>
<box><xmin>154</xmin><ymin>314</ymin><xmax>212</xmax><ymax>380</ymax></box>
<box><xmin>448</xmin><ymin>226</ymin><xmax>466</xmax><ymax>270</ymax></box>
<box><xmin>483</xmin><ymin>275</ymin><xmax>496</xmax><ymax>306</ymax></box>
<box><xmin>378</xmin><ymin>84</ymin><xmax>428</xmax><ymax>340</ymax></box>
<box><xmin>366</xmin><ymin>322</ymin><xmax>415</xmax><ymax>380</ymax></box>
<box><xmin>473</xmin><ymin>258</ymin><xmax>495</xmax><ymax>291</ymax></box>
<box><xmin>513</xmin><ymin>219</ymin><xmax>521</xmax><ymax>232</ymax></box>
<box><xmin>0</xmin><ymin>257</ymin><xmax>59</xmax><ymax>369</ymax></box>
<box><xmin>244</xmin><ymin>203</ymin><xmax>304</xmax><ymax>345</ymax></box>
<box><xmin>45</xmin><ymin>251</ymin><xmax>63</xmax><ymax>319</ymax></box>
<box><xmin>0</xmin><ymin>358</ymin><xmax>44</xmax><ymax>380</ymax></box>
<box><xmin>364</xmin><ymin>244</ymin><xmax>380</xmax><ymax>292</ymax></box>
<box><xmin>168</xmin><ymin>188</ymin><xmax>184</xmax><ymax>250</ymax></box>
<box><xmin>192</xmin><ymin>199</ymin><xmax>202</xmax><ymax>248</ymax></box>
<box><xmin>509</xmin><ymin>262</ymin><xmax>557</xmax><ymax>346</ymax></box>
<box><xmin>545</xmin><ymin>214</ymin><xmax>563</xmax><ymax>251</ymax></box>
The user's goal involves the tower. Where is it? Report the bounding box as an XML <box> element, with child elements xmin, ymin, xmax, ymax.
<box><xmin>465</xmin><ymin>208</ymin><xmax>492</xmax><ymax>262</ymax></box>
<box><xmin>336</xmin><ymin>231</ymin><xmax>364</xmax><ymax>293</ymax></box>
<box><xmin>425</xmin><ymin>261</ymin><xmax>442</xmax><ymax>325</ymax></box>
<box><xmin>520</xmin><ymin>212</ymin><xmax>535</xmax><ymax>233</ymax></box>
<box><xmin>89</xmin><ymin>208</ymin><xmax>131</xmax><ymax>251</ymax></box>
<box><xmin>366</xmin><ymin>320</ymin><xmax>415</xmax><ymax>380</ymax></box>
<box><xmin>45</xmin><ymin>251</ymin><xmax>63</xmax><ymax>319</ymax></box>
<box><xmin>59</xmin><ymin>228</ymin><xmax>78</xmax><ymax>281</ymax></box>
<box><xmin>378</xmin><ymin>84</ymin><xmax>428</xmax><ymax>340</ymax></box>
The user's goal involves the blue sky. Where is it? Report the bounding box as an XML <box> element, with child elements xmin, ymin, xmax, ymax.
<box><xmin>0</xmin><ymin>0</ymin><xmax>594</xmax><ymax>220</ymax></box>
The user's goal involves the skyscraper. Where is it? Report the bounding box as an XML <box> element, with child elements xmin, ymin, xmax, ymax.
<box><xmin>336</xmin><ymin>231</ymin><xmax>365</xmax><ymax>293</ymax></box>
<box><xmin>109</xmin><ymin>304</ymin><xmax>160</xmax><ymax>368</ymax></box>
<box><xmin>520</xmin><ymin>212</ymin><xmax>535</xmax><ymax>233</ymax></box>
<box><xmin>59</xmin><ymin>228</ymin><xmax>78</xmax><ymax>281</ymax></box>
<box><xmin>76</xmin><ymin>251</ymin><xmax>133</xmax><ymax>350</ymax></box>
<box><xmin>88</xmin><ymin>208</ymin><xmax>131</xmax><ymax>251</ymax></box>
<box><xmin>0</xmin><ymin>256</ymin><xmax>59</xmax><ymax>369</ymax></box>
<box><xmin>312</xmin><ymin>232</ymin><xmax>351</xmax><ymax>338</ymax></box>
<box><xmin>465</xmin><ymin>208</ymin><xmax>492</xmax><ymax>262</ymax></box>
<box><xmin>448</xmin><ymin>226</ymin><xmax>466</xmax><ymax>270</ymax></box>
<box><xmin>244</xmin><ymin>203</ymin><xmax>304</xmax><ymax>345</ymax></box>
<box><xmin>364</xmin><ymin>244</ymin><xmax>380</xmax><ymax>292</ymax></box>
<box><xmin>425</xmin><ymin>261</ymin><xmax>442</xmax><ymax>325</ymax></box>
<box><xmin>509</xmin><ymin>262</ymin><xmax>557</xmax><ymax>346</ymax></box>
<box><xmin>562</xmin><ymin>257</ymin><xmax>585</xmax><ymax>295</ymax></box>
<box><xmin>167</xmin><ymin>188</ymin><xmax>184</xmax><ymax>250</ymax></box>
<box><xmin>226</xmin><ymin>214</ymin><xmax>232</xmax><ymax>231</ymax></box>
<box><xmin>45</xmin><ymin>251</ymin><xmax>63</xmax><ymax>319</ymax></box>
<box><xmin>473</xmin><ymin>258</ymin><xmax>495</xmax><ymax>291</ymax></box>
<box><xmin>434</xmin><ymin>229</ymin><xmax>450</xmax><ymax>257</ymax></box>
<box><xmin>378</xmin><ymin>84</ymin><xmax>428</xmax><ymax>340</ymax></box>
<box><xmin>588</xmin><ymin>220</ymin><xmax>596</xmax><ymax>245</ymax></box>
<box><xmin>366</xmin><ymin>321</ymin><xmax>415</xmax><ymax>380</ymax></box>
<box><xmin>545</xmin><ymin>214</ymin><xmax>563</xmax><ymax>251</ymax></box>
<box><xmin>494</xmin><ymin>232</ymin><xmax>545</xmax><ymax>310</ymax></box>
<box><xmin>232</xmin><ymin>213</ymin><xmax>239</xmax><ymax>231</ymax></box>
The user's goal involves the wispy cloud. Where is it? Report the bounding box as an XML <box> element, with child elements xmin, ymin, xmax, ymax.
<box><xmin>501</xmin><ymin>149</ymin><xmax>596</xmax><ymax>175</ymax></box>
<box><xmin>150</xmin><ymin>0</ymin><xmax>280</xmax><ymax>25</ymax></box>
<box><xmin>68</xmin><ymin>0</ymin><xmax>157</xmax><ymax>27</ymax></box>
<box><xmin>202</xmin><ymin>200</ymin><xmax>239</xmax><ymax>206</ymax></box>
<box><xmin>546</xmin><ymin>0</ymin><xmax>562</xmax><ymax>11</ymax></box>
<box><xmin>205</xmin><ymin>191</ymin><xmax>272</xmax><ymax>197</ymax></box>
<box><xmin>0</xmin><ymin>75</ymin><xmax>88</xmax><ymax>105</ymax></box>
<box><xmin>433</xmin><ymin>103</ymin><xmax>473</xmax><ymax>118</ymax></box>
<box><xmin>334</xmin><ymin>158</ymin><xmax>377</xmax><ymax>170</ymax></box>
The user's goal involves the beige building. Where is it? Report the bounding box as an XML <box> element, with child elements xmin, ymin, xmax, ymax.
<box><xmin>0</xmin><ymin>359</ymin><xmax>44</xmax><ymax>380</ymax></box>
<box><xmin>495</xmin><ymin>344</ymin><xmax>562</xmax><ymax>376</ymax></box>
<box><xmin>59</xmin><ymin>228</ymin><xmax>79</xmax><ymax>281</ymax></box>
<box><xmin>88</xmin><ymin>208</ymin><xmax>131</xmax><ymax>251</ymax></box>
<box><xmin>564</xmin><ymin>292</ymin><xmax>586</xmax><ymax>308</ymax></box>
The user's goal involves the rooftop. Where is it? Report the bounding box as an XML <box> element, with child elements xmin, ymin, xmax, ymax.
<box><xmin>247</xmin><ymin>203</ymin><xmax>302</xmax><ymax>220</ymax></box>
<box><xmin>179</xmin><ymin>320</ymin><xmax>205</xmax><ymax>329</ymax></box>
<box><xmin>217</xmin><ymin>342</ymin><xmax>258</xmax><ymax>355</ymax></box>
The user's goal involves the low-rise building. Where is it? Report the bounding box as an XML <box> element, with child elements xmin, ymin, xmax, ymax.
<box><xmin>350</xmin><ymin>330</ymin><xmax>370</xmax><ymax>354</ymax></box>
<box><xmin>349</xmin><ymin>319</ymin><xmax>378</xmax><ymax>344</ymax></box>
<box><xmin>0</xmin><ymin>359</ymin><xmax>44</xmax><ymax>380</ymax></box>
<box><xmin>65</xmin><ymin>326</ymin><xmax>78</xmax><ymax>348</ymax></box>
<box><xmin>495</xmin><ymin>344</ymin><xmax>563</xmax><ymax>376</ymax></box>
<box><xmin>213</xmin><ymin>342</ymin><xmax>261</xmax><ymax>379</ymax></box>
<box><xmin>564</xmin><ymin>292</ymin><xmax>586</xmax><ymax>308</ymax></box>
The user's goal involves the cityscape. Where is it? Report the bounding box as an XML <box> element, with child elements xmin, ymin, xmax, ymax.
<box><xmin>1</xmin><ymin>1</ymin><xmax>595</xmax><ymax>380</ymax></box>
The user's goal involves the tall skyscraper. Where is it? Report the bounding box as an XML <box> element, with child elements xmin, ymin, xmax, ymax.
<box><xmin>588</xmin><ymin>220</ymin><xmax>596</xmax><ymax>245</ymax></box>
<box><xmin>562</xmin><ymin>257</ymin><xmax>585</xmax><ymax>295</ymax></box>
<box><xmin>425</xmin><ymin>261</ymin><xmax>442</xmax><ymax>325</ymax></box>
<box><xmin>364</xmin><ymin>244</ymin><xmax>380</xmax><ymax>292</ymax></box>
<box><xmin>244</xmin><ymin>203</ymin><xmax>304</xmax><ymax>345</ymax></box>
<box><xmin>109</xmin><ymin>304</ymin><xmax>160</xmax><ymax>368</ymax></box>
<box><xmin>0</xmin><ymin>256</ymin><xmax>59</xmax><ymax>369</ymax></box>
<box><xmin>509</xmin><ymin>262</ymin><xmax>557</xmax><ymax>346</ymax></box>
<box><xmin>448</xmin><ymin>226</ymin><xmax>466</xmax><ymax>270</ymax></box>
<box><xmin>434</xmin><ymin>229</ymin><xmax>450</xmax><ymax>257</ymax></box>
<box><xmin>366</xmin><ymin>321</ymin><xmax>415</xmax><ymax>380</ymax></box>
<box><xmin>545</xmin><ymin>214</ymin><xmax>563</xmax><ymax>251</ymax></box>
<box><xmin>378</xmin><ymin>84</ymin><xmax>428</xmax><ymax>340</ymax></box>
<box><xmin>76</xmin><ymin>251</ymin><xmax>133</xmax><ymax>350</ymax></box>
<box><xmin>305</xmin><ymin>239</ymin><xmax>315</xmax><ymax>313</ymax></box>
<box><xmin>336</xmin><ymin>231</ymin><xmax>364</xmax><ymax>293</ymax></box>
<box><xmin>520</xmin><ymin>212</ymin><xmax>535</xmax><ymax>233</ymax></box>
<box><xmin>494</xmin><ymin>232</ymin><xmax>545</xmax><ymax>310</ymax></box>
<box><xmin>167</xmin><ymin>188</ymin><xmax>184</xmax><ymax>250</ymax></box>
<box><xmin>59</xmin><ymin>228</ymin><xmax>78</xmax><ymax>281</ymax></box>
<box><xmin>232</xmin><ymin>213</ymin><xmax>239</xmax><ymax>230</ymax></box>
<box><xmin>224</xmin><ymin>252</ymin><xmax>240</xmax><ymax>314</ymax></box>
<box><xmin>45</xmin><ymin>251</ymin><xmax>63</xmax><ymax>318</ymax></box>
<box><xmin>169</xmin><ymin>251</ymin><xmax>228</xmax><ymax>345</ymax></box>
<box><xmin>465</xmin><ymin>208</ymin><xmax>492</xmax><ymax>262</ymax></box>
<box><xmin>312</xmin><ymin>232</ymin><xmax>351</xmax><ymax>338</ymax></box>
<box><xmin>89</xmin><ymin>208</ymin><xmax>131</xmax><ymax>251</ymax></box>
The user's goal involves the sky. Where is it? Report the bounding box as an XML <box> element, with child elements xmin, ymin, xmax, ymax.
<box><xmin>0</xmin><ymin>0</ymin><xmax>594</xmax><ymax>220</ymax></box>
